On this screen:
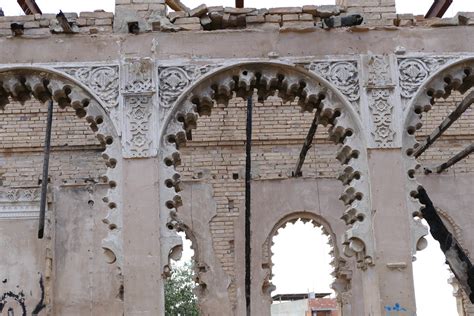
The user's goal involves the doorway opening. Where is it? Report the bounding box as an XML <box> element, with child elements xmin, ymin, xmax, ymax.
<box><xmin>270</xmin><ymin>219</ymin><xmax>339</xmax><ymax>316</ymax></box>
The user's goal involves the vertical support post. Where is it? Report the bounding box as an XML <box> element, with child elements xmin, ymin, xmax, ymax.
<box><xmin>236</xmin><ymin>0</ymin><xmax>244</xmax><ymax>8</ymax></box>
<box><xmin>38</xmin><ymin>100</ymin><xmax>53</xmax><ymax>239</ymax></box>
<box><xmin>245</xmin><ymin>95</ymin><xmax>252</xmax><ymax>316</ymax></box>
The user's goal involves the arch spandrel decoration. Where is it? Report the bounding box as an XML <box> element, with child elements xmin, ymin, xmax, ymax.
<box><xmin>55</xmin><ymin>65</ymin><xmax>121</xmax><ymax>135</ymax></box>
<box><xmin>0</xmin><ymin>66</ymin><xmax>123</xmax><ymax>271</ymax></box>
<box><xmin>158</xmin><ymin>61</ymin><xmax>375</xmax><ymax>271</ymax></box>
<box><xmin>402</xmin><ymin>56</ymin><xmax>474</xmax><ymax>257</ymax></box>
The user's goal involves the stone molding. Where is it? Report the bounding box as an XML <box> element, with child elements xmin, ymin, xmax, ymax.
<box><xmin>0</xmin><ymin>188</ymin><xmax>43</xmax><ymax>219</ymax></box>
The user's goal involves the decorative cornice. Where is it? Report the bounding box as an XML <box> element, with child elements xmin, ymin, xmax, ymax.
<box><xmin>0</xmin><ymin>188</ymin><xmax>45</xmax><ymax>220</ymax></box>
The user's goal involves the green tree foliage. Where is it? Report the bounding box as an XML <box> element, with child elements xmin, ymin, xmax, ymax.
<box><xmin>165</xmin><ymin>262</ymin><xmax>199</xmax><ymax>316</ymax></box>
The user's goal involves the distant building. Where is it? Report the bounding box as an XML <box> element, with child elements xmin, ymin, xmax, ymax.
<box><xmin>272</xmin><ymin>293</ymin><xmax>339</xmax><ymax>316</ymax></box>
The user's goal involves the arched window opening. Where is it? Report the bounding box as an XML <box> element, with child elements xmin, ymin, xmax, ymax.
<box><xmin>413</xmin><ymin>220</ymin><xmax>458</xmax><ymax>316</ymax></box>
<box><xmin>173</xmin><ymin>92</ymin><xmax>344</xmax><ymax>310</ymax></box>
<box><xmin>165</xmin><ymin>231</ymin><xmax>199</xmax><ymax>316</ymax></box>
<box><xmin>270</xmin><ymin>219</ymin><xmax>339</xmax><ymax>316</ymax></box>
<box><xmin>161</xmin><ymin>63</ymin><xmax>368</xmax><ymax>313</ymax></box>
<box><xmin>0</xmin><ymin>69</ymin><xmax>122</xmax><ymax>314</ymax></box>
<box><xmin>404</xmin><ymin>61</ymin><xmax>474</xmax><ymax>309</ymax></box>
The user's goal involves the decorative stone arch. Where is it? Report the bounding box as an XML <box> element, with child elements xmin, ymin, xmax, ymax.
<box><xmin>261</xmin><ymin>211</ymin><xmax>352</xmax><ymax>313</ymax></box>
<box><xmin>157</xmin><ymin>61</ymin><xmax>374</xmax><ymax>302</ymax></box>
<box><xmin>0</xmin><ymin>66</ymin><xmax>123</xmax><ymax>269</ymax></box>
<box><xmin>163</xmin><ymin>223</ymin><xmax>212</xmax><ymax>304</ymax></box>
<box><xmin>402</xmin><ymin>57</ymin><xmax>474</xmax><ymax>256</ymax></box>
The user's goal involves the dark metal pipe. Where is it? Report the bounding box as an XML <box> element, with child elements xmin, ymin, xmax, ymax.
<box><xmin>293</xmin><ymin>107</ymin><xmax>322</xmax><ymax>177</ymax></box>
<box><xmin>245</xmin><ymin>95</ymin><xmax>252</xmax><ymax>316</ymax></box>
<box><xmin>425</xmin><ymin>0</ymin><xmax>453</xmax><ymax>18</ymax></box>
<box><xmin>38</xmin><ymin>100</ymin><xmax>53</xmax><ymax>239</ymax></box>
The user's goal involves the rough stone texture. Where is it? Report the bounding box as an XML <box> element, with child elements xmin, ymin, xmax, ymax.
<box><xmin>0</xmin><ymin>0</ymin><xmax>473</xmax><ymax>315</ymax></box>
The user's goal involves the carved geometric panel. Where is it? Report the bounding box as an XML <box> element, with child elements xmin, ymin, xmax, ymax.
<box><xmin>363</xmin><ymin>55</ymin><xmax>397</xmax><ymax>148</ymax></box>
<box><xmin>368</xmin><ymin>89</ymin><xmax>395</xmax><ymax>147</ymax></box>
<box><xmin>123</xmin><ymin>58</ymin><xmax>155</xmax><ymax>94</ymax></box>
<box><xmin>123</xmin><ymin>95</ymin><xmax>153</xmax><ymax>158</ymax></box>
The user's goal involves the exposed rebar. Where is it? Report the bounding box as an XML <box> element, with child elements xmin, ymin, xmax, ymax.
<box><xmin>245</xmin><ymin>95</ymin><xmax>252</xmax><ymax>316</ymax></box>
<box><xmin>38</xmin><ymin>100</ymin><xmax>53</xmax><ymax>239</ymax></box>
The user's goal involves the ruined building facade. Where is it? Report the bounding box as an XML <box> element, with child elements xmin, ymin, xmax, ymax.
<box><xmin>0</xmin><ymin>0</ymin><xmax>473</xmax><ymax>315</ymax></box>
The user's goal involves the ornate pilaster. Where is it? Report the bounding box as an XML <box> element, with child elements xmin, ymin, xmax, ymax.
<box><xmin>121</xmin><ymin>58</ymin><xmax>157</xmax><ymax>158</ymax></box>
<box><xmin>361</xmin><ymin>54</ymin><xmax>400</xmax><ymax>148</ymax></box>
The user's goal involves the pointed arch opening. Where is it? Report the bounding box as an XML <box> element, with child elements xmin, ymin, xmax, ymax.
<box><xmin>402</xmin><ymin>58</ymin><xmax>474</xmax><ymax>307</ymax></box>
<box><xmin>0</xmin><ymin>66</ymin><xmax>123</xmax><ymax>312</ymax></box>
<box><xmin>158</xmin><ymin>62</ymin><xmax>369</xmax><ymax>313</ymax></box>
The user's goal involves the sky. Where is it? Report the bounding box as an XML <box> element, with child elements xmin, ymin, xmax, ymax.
<box><xmin>1</xmin><ymin>0</ymin><xmax>469</xmax><ymax>314</ymax></box>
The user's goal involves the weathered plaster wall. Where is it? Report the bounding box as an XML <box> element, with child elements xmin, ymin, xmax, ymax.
<box><xmin>0</xmin><ymin>2</ymin><xmax>473</xmax><ymax>314</ymax></box>
<box><xmin>52</xmin><ymin>185</ymin><xmax>123</xmax><ymax>315</ymax></box>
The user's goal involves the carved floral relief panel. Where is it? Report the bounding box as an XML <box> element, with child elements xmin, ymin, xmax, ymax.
<box><xmin>157</xmin><ymin>64</ymin><xmax>220</xmax><ymax>121</ymax></box>
<box><xmin>397</xmin><ymin>56</ymin><xmax>458</xmax><ymax>106</ymax></box>
<box><xmin>306</xmin><ymin>60</ymin><xmax>361</xmax><ymax>113</ymax></box>
<box><xmin>59</xmin><ymin>66</ymin><xmax>120</xmax><ymax>108</ymax></box>
<box><xmin>56</xmin><ymin>65</ymin><xmax>121</xmax><ymax>135</ymax></box>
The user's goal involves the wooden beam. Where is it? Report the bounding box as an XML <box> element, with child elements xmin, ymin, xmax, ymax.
<box><xmin>425</xmin><ymin>0</ymin><xmax>453</xmax><ymax>18</ymax></box>
<box><xmin>417</xmin><ymin>187</ymin><xmax>474</xmax><ymax>303</ymax></box>
<box><xmin>414</xmin><ymin>90</ymin><xmax>474</xmax><ymax>158</ymax></box>
<box><xmin>236</xmin><ymin>0</ymin><xmax>244</xmax><ymax>8</ymax></box>
<box><xmin>17</xmin><ymin>0</ymin><xmax>42</xmax><ymax>15</ymax></box>
<box><xmin>165</xmin><ymin>0</ymin><xmax>190</xmax><ymax>12</ymax></box>
<box><xmin>434</xmin><ymin>144</ymin><xmax>474</xmax><ymax>174</ymax></box>
<box><xmin>293</xmin><ymin>107</ymin><xmax>322</xmax><ymax>177</ymax></box>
